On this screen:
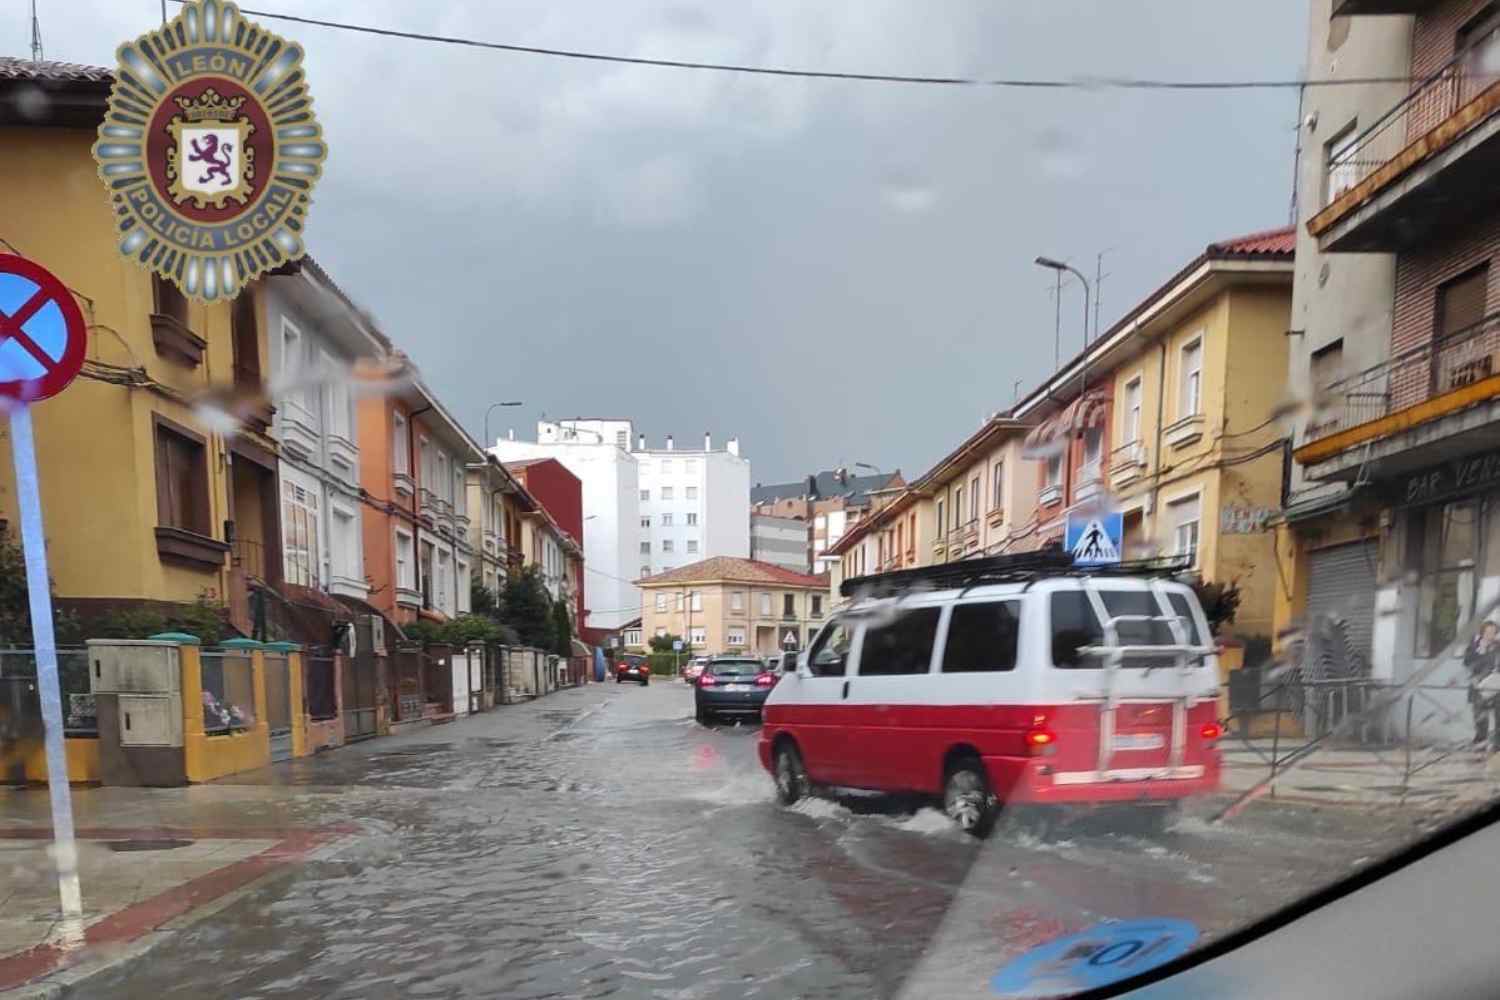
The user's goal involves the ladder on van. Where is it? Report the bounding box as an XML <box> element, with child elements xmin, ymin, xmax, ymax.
<box><xmin>1077</xmin><ymin>578</ymin><xmax>1217</xmax><ymax>776</ymax></box>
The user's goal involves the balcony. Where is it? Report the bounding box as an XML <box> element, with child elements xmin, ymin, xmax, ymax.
<box><xmin>418</xmin><ymin>488</ymin><xmax>439</xmax><ymax>521</ymax></box>
<box><xmin>1310</xmin><ymin>50</ymin><xmax>1500</xmax><ymax>253</ymax></box>
<box><xmin>986</xmin><ymin>505</ymin><xmax>1005</xmax><ymax>529</ymax></box>
<box><xmin>1296</xmin><ymin>312</ymin><xmax>1500</xmax><ymax>480</ymax></box>
<box><xmin>1038</xmin><ymin>483</ymin><xmax>1063</xmax><ymax>507</ymax></box>
<box><xmin>1073</xmin><ymin>463</ymin><xmax>1105</xmax><ymax>503</ymax></box>
<box><xmin>1110</xmin><ymin>440</ymin><xmax>1149</xmax><ymax>489</ymax></box>
<box><xmin>931</xmin><ymin>535</ymin><xmax>948</xmax><ymax>560</ymax></box>
<box><xmin>960</xmin><ymin>519</ymin><xmax>980</xmax><ymax>551</ymax></box>
<box><xmin>393</xmin><ymin>470</ymin><xmax>415</xmax><ymax>499</ymax></box>
<box><xmin>1331</xmin><ymin>0</ymin><xmax>1436</xmax><ymax>15</ymax></box>
<box><xmin>327</xmin><ymin>433</ymin><xmax>358</xmax><ymax>482</ymax></box>
<box><xmin>1164</xmin><ymin>413</ymin><xmax>1205</xmax><ymax>449</ymax></box>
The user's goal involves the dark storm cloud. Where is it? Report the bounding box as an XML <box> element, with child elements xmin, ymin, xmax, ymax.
<box><xmin>7</xmin><ymin>0</ymin><xmax>1305</xmax><ymax>480</ymax></box>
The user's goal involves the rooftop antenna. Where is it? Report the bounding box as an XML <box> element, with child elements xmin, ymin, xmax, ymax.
<box><xmin>29</xmin><ymin>0</ymin><xmax>43</xmax><ymax>62</ymax></box>
<box><xmin>1094</xmin><ymin>248</ymin><xmax>1114</xmax><ymax>343</ymax></box>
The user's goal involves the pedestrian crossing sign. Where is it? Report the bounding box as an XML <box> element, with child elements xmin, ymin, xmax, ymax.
<box><xmin>1065</xmin><ymin>511</ymin><xmax>1123</xmax><ymax>565</ymax></box>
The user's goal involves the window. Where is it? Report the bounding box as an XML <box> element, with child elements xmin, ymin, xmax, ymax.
<box><xmin>1415</xmin><ymin>501</ymin><xmax>1481</xmax><ymax>656</ymax></box>
<box><xmin>641</xmin><ymin>516</ymin><xmax>650</xmax><ymax>528</ymax></box>
<box><xmin>808</xmin><ymin>621</ymin><xmax>854</xmax><ymax>677</ymax></box>
<box><xmin>859</xmin><ymin>606</ymin><xmax>941</xmax><ymax>675</ymax></box>
<box><xmin>1168</xmin><ymin>494</ymin><xmax>1202</xmax><ymax>566</ymax></box>
<box><xmin>686</xmin><ymin>512</ymin><xmax>698</xmax><ymax>526</ymax></box>
<box><xmin>727</xmin><ymin>627</ymin><xmax>745</xmax><ymax>647</ymax></box>
<box><xmin>1460</xmin><ymin>6</ymin><xmax>1500</xmax><ymax>103</ymax></box>
<box><xmin>457</xmin><ymin>560</ymin><xmax>471</xmax><ymax>613</ymax></box>
<box><xmin>616</xmin><ymin>430</ymin><xmax>628</xmax><ymax>448</ymax></box>
<box><xmin>1324</xmin><ymin>122</ymin><xmax>1359</xmax><ymax>206</ymax></box>
<box><xmin>811</xmin><ymin>595</ymin><xmax>823</xmax><ymax>617</ymax></box>
<box><xmin>663</xmin><ymin>539</ymin><xmax>674</xmax><ymax>553</ymax></box>
<box><xmin>970</xmin><ymin>476</ymin><xmax>980</xmax><ymax>520</ymax></box>
<box><xmin>640</xmin><ymin>541</ymin><xmax>651</xmax><ymax>554</ymax></box>
<box><xmin>661</xmin><ymin>487</ymin><xmax>674</xmax><ymax>501</ymax></box>
<box><xmin>641</xmin><ymin>565</ymin><xmax>651</xmax><ymax>577</ymax></box>
<box><xmin>1179</xmin><ymin>338</ymin><xmax>1203</xmax><ymax>418</ymax></box>
<box><xmin>783</xmin><ymin>593</ymin><xmax>796</xmax><ymax>617</ymax></box>
<box><xmin>675</xmin><ymin>592</ymin><xmax>684</xmax><ymax>611</ymax></box>
<box><xmin>661</xmin><ymin>513</ymin><xmax>674</xmax><ymax>527</ymax></box>
<box><xmin>393</xmin><ymin>412</ymin><xmax>410</xmax><ymax>475</ymax></box>
<box><xmin>687</xmin><ymin>540</ymin><xmax>698</xmax><ymax>554</ymax></box>
<box><xmin>324</xmin><ymin>349</ymin><xmax>351</xmax><ymax>441</ymax></box>
<box><xmin>1045</xmin><ymin>454</ymin><xmax>1062</xmax><ymax>487</ymax></box>
<box><xmin>282</xmin><ymin>479</ymin><xmax>320</xmax><ymax>587</ymax></box>
<box><xmin>685</xmin><ymin>459</ymin><xmax>697</xmax><ymax>471</ymax></box>
<box><xmin>152</xmin><ymin>274</ymin><xmax>188</xmax><ymax>326</ymax></box>
<box><xmin>1050</xmin><ymin>590</ymin><xmax>1104</xmax><ymax>668</ymax></box>
<box><xmin>154</xmin><ymin>421</ymin><xmax>210</xmax><ymax>535</ymax></box>
<box><xmin>1123</xmin><ymin>376</ymin><xmax>1143</xmax><ymax>443</ymax></box>
<box><xmin>230</xmin><ymin>293</ymin><xmax>259</xmax><ymax>388</ymax></box>
<box><xmin>1437</xmin><ymin>265</ymin><xmax>1489</xmax><ymax>339</ymax></box>
<box><xmin>331</xmin><ymin>508</ymin><xmax>357</xmax><ymax>581</ymax></box>
<box><xmin>395</xmin><ymin>530</ymin><xmax>415</xmax><ymax>589</ymax></box>
<box><xmin>640</xmin><ymin>489</ymin><xmax>650</xmax><ymax>501</ymax></box>
<box><xmin>936</xmin><ymin>498</ymin><xmax>946</xmax><ymax>537</ymax></box>
<box><xmin>1083</xmin><ymin>428</ymin><xmax>1103</xmax><ymax>470</ymax></box>
<box><xmin>759</xmin><ymin>592</ymin><xmax>772</xmax><ymax>616</ymax></box>
<box><xmin>731</xmin><ymin>591</ymin><xmax>745</xmax><ymax>612</ymax></box>
<box><xmin>991</xmin><ymin>461</ymin><xmax>1005</xmax><ymax>511</ymax></box>
<box><xmin>661</xmin><ymin>459</ymin><xmax>672</xmax><ymax>472</ymax></box>
<box><xmin>1310</xmin><ymin>339</ymin><xmax>1345</xmax><ymax>393</ymax></box>
<box><xmin>436</xmin><ymin>452</ymin><xmax>450</xmax><ymax>502</ymax></box>
<box><xmin>1166</xmin><ymin>592</ymin><xmax>1205</xmax><ymax>646</ymax></box>
<box><xmin>436</xmin><ymin>549</ymin><xmax>452</xmax><ymax>614</ymax></box>
<box><xmin>685</xmin><ymin>486</ymin><xmax>698</xmax><ymax>500</ymax></box>
<box><xmin>690</xmin><ymin>626</ymin><xmax>706</xmax><ymax>646</ymax></box>
<box><xmin>690</xmin><ymin>591</ymin><xmax>703</xmax><ymax>612</ymax></box>
<box><xmin>942</xmin><ymin>601</ymin><xmax>1021</xmax><ymax>672</ymax></box>
<box><xmin>953</xmin><ymin>487</ymin><xmax>963</xmax><ymax>527</ymax></box>
<box><xmin>655</xmin><ymin>593</ymin><xmax>668</xmax><ymax>612</ymax></box>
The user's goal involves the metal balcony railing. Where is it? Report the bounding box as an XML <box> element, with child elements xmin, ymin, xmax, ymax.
<box><xmin>1326</xmin><ymin>46</ymin><xmax>1500</xmax><ymax>202</ymax></box>
<box><xmin>1307</xmin><ymin>311</ymin><xmax>1500</xmax><ymax>443</ymax></box>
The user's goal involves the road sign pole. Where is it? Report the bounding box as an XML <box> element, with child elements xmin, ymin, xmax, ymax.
<box><xmin>9</xmin><ymin>403</ymin><xmax>83</xmax><ymax>927</ymax></box>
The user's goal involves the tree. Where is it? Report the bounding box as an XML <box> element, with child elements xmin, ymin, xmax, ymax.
<box><xmin>500</xmin><ymin>566</ymin><xmax>555</xmax><ymax>648</ymax></box>
<box><xmin>471</xmin><ymin>579</ymin><xmax>501</xmax><ymax>619</ymax></box>
<box><xmin>1192</xmin><ymin>578</ymin><xmax>1242</xmax><ymax>637</ymax></box>
<box><xmin>648</xmin><ymin>631</ymin><xmax>681</xmax><ymax>654</ymax></box>
<box><xmin>552</xmin><ymin>597</ymin><xmax>573</xmax><ymax>656</ymax></box>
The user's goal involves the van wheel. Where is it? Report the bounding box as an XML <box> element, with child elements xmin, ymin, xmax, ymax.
<box><xmin>774</xmin><ymin>742</ymin><xmax>809</xmax><ymax>806</ymax></box>
<box><xmin>944</xmin><ymin>758</ymin><xmax>997</xmax><ymax>838</ymax></box>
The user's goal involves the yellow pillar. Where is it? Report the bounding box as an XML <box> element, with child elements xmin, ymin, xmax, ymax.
<box><xmin>1271</xmin><ymin>522</ymin><xmax>1308</xmax><ymax>655</ymax></box>
<box><xmin>180</xmin><ymin>643</ymin><xmax>207</xmax><ymax>782</ymax></box>
<box><xmin>288</xmin><ymin>651</ymin><xmax>308</xmax><ymax>759</ymax></box>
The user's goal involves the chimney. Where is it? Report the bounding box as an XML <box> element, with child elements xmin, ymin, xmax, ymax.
<box><xmin>704</xmin><ymin>431</ymin><xmax>712</xmax><ymax>451</ymax></box>
<box><xmin>666</xmin><ymin>435</ymin><xmax>674</xmax><ymax>451</ymax></box>
<box><xmin>727</xmin><ymin>437</ymin><xmax>740</xmax><ymax>457</ymax></box>
<box><xmin>637</xmin><ymin>433</ymin><xmax>646</xmax><ymax>451</ymax></box>
<box><xmin>507</xmin><ymin>428</ymin><xmax>515</xmax><ymax>441</ymax></box>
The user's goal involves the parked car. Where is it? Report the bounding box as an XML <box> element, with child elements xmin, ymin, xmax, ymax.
<box><xmin>759</xmin><ymin>561</ymin><xmax>1221</xmax><ymax>837</ymax></box>
<box><xmin>683</xmin><ymin>657</ymin><xmax>710</xmax><ymax>684</ymax></box>
<box><xmin>695</xmin><ymin>657</ymin><xmax>777</xmax><ymax>725</ymax></box>
<box><xmin>615</xmin><ymin>654</ymin><xmax>650</xmax><ymax>686</ymax></box>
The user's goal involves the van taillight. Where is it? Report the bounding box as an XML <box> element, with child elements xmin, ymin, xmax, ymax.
<box><xmin>1024</xmin><ymin>728</ymin><xmax>1057</xmax><ymax>755</ymax></box>
<box><xmin>1199</xmin><ymin>722</ymin><xmax>1223</xmax><ymax>742</ymax></box>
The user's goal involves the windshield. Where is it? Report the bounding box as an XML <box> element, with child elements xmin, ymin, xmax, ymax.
<box><xmin>5</xmin><ymin>2</ymin><xmax>1497</xmax><ymax>999</ymax></box>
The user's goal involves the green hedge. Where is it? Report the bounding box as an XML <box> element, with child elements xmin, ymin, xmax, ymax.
<box><xmin>647</xmin><ymin>652</ymin><xmax>681</xmax><ymax>677</ymax></box>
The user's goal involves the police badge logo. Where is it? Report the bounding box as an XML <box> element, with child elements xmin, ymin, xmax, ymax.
<box><xmin>92</xmin><ymin>0</ymin><xmax>327</xmax><ymax>302</ymax></box>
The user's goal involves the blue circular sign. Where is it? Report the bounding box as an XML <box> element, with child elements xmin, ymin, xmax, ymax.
<box><xmin>991</xmin><ymin>918</ymin><xmax>1200</xmax><ymax>997</ymax></box>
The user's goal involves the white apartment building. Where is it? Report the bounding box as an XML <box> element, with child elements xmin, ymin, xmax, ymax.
<box><xmin>637</xmin><ymin>432</ymin><xmax>750</xmax><ymax>575</ymax></box>
<box><xmin>492</xmin><ymin>418</ymin><xmax>640</xmax><ymax>630</ymax></box>
<box><xmin>491</xmin><ymin>420</ymin><xmax>750</xmax><ymax>628</ymax></box>
<box><xmin>264</xmin><ymin>261</ymin><xmax>384</xmax><ymax>602</ymax></box>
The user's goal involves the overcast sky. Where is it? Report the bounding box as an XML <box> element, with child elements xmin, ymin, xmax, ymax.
<box><xmin>6</xmin><ymin>1</ymin><xmax>1307</xmax><ymax>484</ymax></box>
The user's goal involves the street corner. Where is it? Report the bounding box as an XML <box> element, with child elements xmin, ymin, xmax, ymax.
<box><xmin>0</xmin><ymin>823</ymin><xmax>355</xmax><ymax>995</ymax></box>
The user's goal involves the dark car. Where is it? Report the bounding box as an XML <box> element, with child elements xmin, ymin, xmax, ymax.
<box><xmin>615</xmin><ymin>654</ymin><xmax>650</xmax><ymax>686</ymax></box>
<box><xmin>694</xmin><ymin>657</ymin><xmax>775</xmax><ymax>725</ymax></box>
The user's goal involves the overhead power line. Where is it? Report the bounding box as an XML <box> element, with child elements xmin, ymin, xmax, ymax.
<box><xmin>173</xmin><ymin>2</ymin><xmax>1428</xmax><ymax>92</ymax></box>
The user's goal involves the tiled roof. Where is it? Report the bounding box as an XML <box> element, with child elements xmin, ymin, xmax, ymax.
<box><xmin>638</xmin><ymin>556</ymin><xmax>827</xmax><ymax>588</ymax></box>
<box><xmin>0</xmin><ymin>57</ymin><xmax>113</xmax><ymax>85</ymax></box>
<box><xmin>751</xmin><ymin>470</ymin><xmax>899</xmax><ymax>505</ymax></box>
<box><xmin>1208</xmin><ymin>226</ymin><xmax>1295</xmax><ymax>257</ymax></box>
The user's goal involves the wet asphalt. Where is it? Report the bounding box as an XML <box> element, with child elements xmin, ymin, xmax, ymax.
<box><xmin>75</xmin><ymin>681</ymin><xmax>1433</xmax><ymax>999</ymax></box>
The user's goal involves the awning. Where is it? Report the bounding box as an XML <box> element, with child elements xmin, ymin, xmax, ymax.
<box><xmin>1022</xmin><ymin>389</ymin><xmax>1110</xmax><ymax>457</ymax></box>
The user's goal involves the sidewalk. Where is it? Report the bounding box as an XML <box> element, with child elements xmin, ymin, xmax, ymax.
<box><xmin>1221</xmin><ymin>737</ymin><xmax>1500</xmax><ymax>811</ymax></box>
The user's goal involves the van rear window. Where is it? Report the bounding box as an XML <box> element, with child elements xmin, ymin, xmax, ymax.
<box><xmin>1050</xmin><ymin>588</ymin><xmax>1201</xmax><ymax>668</ymax></box>
<box><xmin>1099</xmin><ymin>591</ymin><xmax>1176</xmax><ymax>645</ymax></box>
<box><xmin>941</xmin><ymin>601</ymin><xmax>1020</xmax><ymax>673</ymax></box>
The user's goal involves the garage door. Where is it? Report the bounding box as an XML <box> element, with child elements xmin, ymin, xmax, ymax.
<box><xmin>1305</xmin><ymin>540</ymin><xmax>1378</xmax><ymax>663</ymax></box>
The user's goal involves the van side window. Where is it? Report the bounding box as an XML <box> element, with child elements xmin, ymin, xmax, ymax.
<box><xmin>1166</xmin><ymin>592</ymin><xmax>1205</xmax><ymax>645</ymax></box>
<box><xmin>858</xmin><ymin>607</ymin><xmax>942</xmax><ymax>676</ymax></box>
<box><xmin>941</xmin><ymin>601</ymin><xmax>1020</xmax><ymax>673</ymax></box>
<box><xmin>808</xmin><ymin>621</ymin><xmax>854</xmax><ymax>677</ymax></box>
<box><xmin>1050</xmin><ymin>590</ymin><xmax>1103</xmax><ymax>668</ymax></box>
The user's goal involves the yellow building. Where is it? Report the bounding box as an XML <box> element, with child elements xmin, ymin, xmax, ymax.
<box><xmin>0</xmin><ymin>61</ymin><xmax>280</xmax><ymax>630</ymax></box>
<box><xmin>1014</xmin><ymin>227</ymin><xmax>1295</xmax><ymax>644</ymax></box>
<box><xmin>638</xmin><ymin>557</ymin><xmax>829</xmax><ymax>656</ymax></box>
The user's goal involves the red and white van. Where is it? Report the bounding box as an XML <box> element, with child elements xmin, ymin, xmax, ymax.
<box><xmin>757</xmin><ymin>570</ymin><xmax>1222</xmax><ymax>836</ymax></box>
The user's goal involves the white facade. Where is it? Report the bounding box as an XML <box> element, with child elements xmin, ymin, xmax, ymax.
<box><xmin>414</xmin><ymin>425</ymin><xmax>473</xmax><ymax>618</ymax></box>
<box><xmin>493</xmin><ymin>419</ymin><xmax>640</xmax><ymax>630</ymax></box>
<box><xmin>751</xmin><ymin>513</ymin><xmax>810</xmax><ymax>573</ymax></box>
<box><xmin>637</xmin><ymin>434</ymin><xmax>751</xmax><ymax>572</ymax></box>
<box><xmin>264</xmin><ymin>269</ymin><xmax>381</xmax><ymax>601</ymax></box>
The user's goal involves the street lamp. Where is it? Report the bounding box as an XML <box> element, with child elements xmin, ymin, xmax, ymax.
<box><xmin>483</xmin><ymin>400</ymin><xmax>524</xmax><ymax>450</ymax></box>
<box><xmin>1034</xmin><ymin>256</ymin><xmax>1091</xmax><ymax>366</ymax></box>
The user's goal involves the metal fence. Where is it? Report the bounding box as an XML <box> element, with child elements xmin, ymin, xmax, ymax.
<box><xmin>392</xmin><ymin>645</ymin><xmax>425</xmax><ymax>721</ymax></box>
<box><xmin>1307</xmin><ymin>311</ymin><xmax>1500</xmax><ymax>440</ymax></box>
<box><xmin>306</xmin><ymin>652</ymin><xmax>338</xmax><ymax>721</ymax></box>
<box><xmin>200</xmin><ymin>651</ymin><xmax>255</xmax><ymax>736</ymax></box>
<box><xmin>0</xmin><ymin>648</ymin><xmax>94</xmax><ymax>737</ymax></box>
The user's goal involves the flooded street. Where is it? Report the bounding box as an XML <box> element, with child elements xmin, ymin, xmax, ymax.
<box><xmin>70</xmin><ymin>683</ymin><xmax>1427</xmax><ymax>999</ymax></box>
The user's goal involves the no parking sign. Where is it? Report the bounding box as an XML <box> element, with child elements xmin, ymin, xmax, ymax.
<box><xmin>0</xmin><ymin>254</ymin><xmax>87</xmax><ymax>403</ymax></box>
<box><xmin>991</xmin><ymin>918</ymin><xmax>1200</xmax><ymax>997</ymax></box>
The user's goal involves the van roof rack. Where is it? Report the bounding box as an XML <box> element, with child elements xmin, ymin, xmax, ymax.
<box><xmin>839</xmin><ymin>549</ymin><xmax>1194</xmax><ymax>598</ymax></box>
